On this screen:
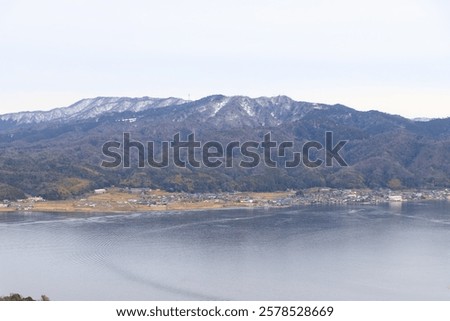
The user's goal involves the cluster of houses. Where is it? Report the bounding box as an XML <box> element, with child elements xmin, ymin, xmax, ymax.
<box><xmin>1</xmin><ymin>196</ymin><xmax>45</xmax><ymax>211</ymax></box>
<box><xmin>290</xmin><ymin>188</ymin><xmax>450</xmax><ymax>205</ymax></box>
<box><xmin>1</xmin><ymin>188</ymin><xmax>449</xmax><ymax>211</ymax></box>
<box><xmin>89</xmin><ymin>187</ymin><xmax>450</xmax><ymax>208</ymax></box>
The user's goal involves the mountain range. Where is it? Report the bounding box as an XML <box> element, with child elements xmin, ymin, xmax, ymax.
<box><xmin>0</xmin><ymin>95</ymin><xmax>449</xmax><ymax>200</ymax></box>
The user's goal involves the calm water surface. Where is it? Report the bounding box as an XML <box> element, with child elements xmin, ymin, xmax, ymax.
<box><xmin>0</xmin><ymin>202</ymin><xmax>449</xmax><ymax>300</ymax></box>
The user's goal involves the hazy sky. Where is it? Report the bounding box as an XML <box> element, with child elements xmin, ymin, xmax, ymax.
<box><xmin>1</xmin><ymin>0</ymin><xmax>449</xmax><ymax>118</ymax></box>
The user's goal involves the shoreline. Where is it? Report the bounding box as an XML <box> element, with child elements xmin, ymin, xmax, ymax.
<box><xmin>0</xmin><ymin>190</ymin><xmax>293</xmax><ymax>214</ymax></box>
<box><xmin>0</xmin><ymin>203</ymin><xmax>269</xmax><ymax>214</ymax></box>
<box><xmin>1</xmin><ymin>188</ymin><xmax>449</xmax><ymax>214</ymax></box>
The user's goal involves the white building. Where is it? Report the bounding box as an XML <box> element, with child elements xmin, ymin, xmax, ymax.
<box><xmin>28</xmin><ymin>196</ymin><xmax>44</xmax><ymax>202</ymax></box>
<box><xmin>389</xmin><ymin>195</ymin><xmax>403</xmax><ymax>202</ymax></box>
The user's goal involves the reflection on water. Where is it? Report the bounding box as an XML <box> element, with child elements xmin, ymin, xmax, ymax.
<box><xmin>0</xmin><ymin>202</ymin><xmax>449</xmax><ymax>300</ymax></box>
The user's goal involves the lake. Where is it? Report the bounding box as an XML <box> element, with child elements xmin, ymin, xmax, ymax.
<box><xmin>0</xmin><ymin>202</ymin><xmax>449</xmax><ymax>300</ymax></box>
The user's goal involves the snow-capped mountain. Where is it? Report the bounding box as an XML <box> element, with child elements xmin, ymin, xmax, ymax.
<box><xmin>0</xmin><ymin>95</ymin><xmax>443</xmax><ymax>136</ymax></box>
<box><xmin>159</xmin><ymin>95</ymin><xmax>329</xmax><ymax>127</ymax></box>
<box><xmin>0</xmin><ymin>96</ymin><xmax>187</xmax><ymax>124</ymax></box>
<box><xmin>0</xmin><ymin>94</ymin><xmax>341</xmax><ymax>127</ymax></box>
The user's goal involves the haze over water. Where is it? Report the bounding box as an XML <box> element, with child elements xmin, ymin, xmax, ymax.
<box><xmin>0</xmin><ymin>202</ymin><xmax>449</xmax><ymax>300</ymax></box>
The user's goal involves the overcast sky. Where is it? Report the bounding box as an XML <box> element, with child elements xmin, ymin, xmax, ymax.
<box><xmin>1</xmin><ymin>0</ymin><xmax>449</xmax><ymax>118</ymax></box>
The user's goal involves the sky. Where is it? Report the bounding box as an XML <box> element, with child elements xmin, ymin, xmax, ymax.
<box><xmin>0</xmin><ymin>0</ymin><xmax>449</xmax><ymax>118</ymax></box>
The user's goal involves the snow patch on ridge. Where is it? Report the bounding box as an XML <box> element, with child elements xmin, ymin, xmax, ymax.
<box><xmin>240</xmin><ymin>99</ymin><xmax>255</xmax><ymax>117</ymax></box>
<box><xmin>211</xmin><ymin>97</ymin><xmax>230</xmax><ymax>116</ymax></box>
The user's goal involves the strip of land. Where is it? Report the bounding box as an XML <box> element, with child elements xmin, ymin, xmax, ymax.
<box><xmin>1</xmin><ymin>188</ymin><xmax>449</xmax><ymax>213</ymax></box>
